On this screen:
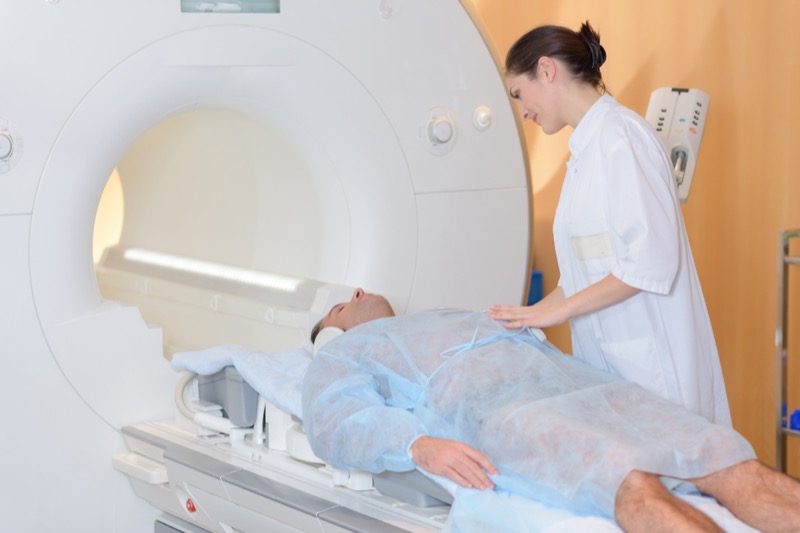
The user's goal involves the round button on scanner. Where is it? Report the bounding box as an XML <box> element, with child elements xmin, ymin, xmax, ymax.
<box><xmin>0</xmin><ymin>132</ymin><xmax>13</xmax><ymax>160</ymax></box>
<box><xmin>423</xmin><ymin>108</ymin><xmax>457</xmax><ymax>156</ymax></box>
<box><xmin>428</xmin><ymin>118</ymin><xmax>454</xmax><ymax>145</ymax></box>
<box><xmin>0</xmin><ymin>120</ymin><xmax>23</xmax><ymax>173</ymax></box>
<box><xmin>473</xmin><ymin>105</ymin><xmax>492</xmax><ymax>131</ymax></box>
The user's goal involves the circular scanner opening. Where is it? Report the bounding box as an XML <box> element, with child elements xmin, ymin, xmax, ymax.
<box><xmin>93</xmin><ymin>108</ymin><xmax>349</xmax><ymax>351</ymax></box>
<box><xmin>93</xmin><ymin>169</ymin><xmax>124</xmax><ymax>265</ymax></box>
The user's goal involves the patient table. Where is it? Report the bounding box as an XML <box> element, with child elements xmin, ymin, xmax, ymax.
<box><xmin>114</xmin><ymin>322</ymin><xmax>757</xmax><ymax>533</ymax></box>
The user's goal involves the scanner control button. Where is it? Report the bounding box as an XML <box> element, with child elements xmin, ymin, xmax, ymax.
<box><xmin>428</xmin><ymin>119</ymin><xmax>454</xmax><ymax>145</ymax></box>
<box><xmin>0</xmin><ymin>133</ymin><xmax>13</xmax><ymax>160</ymax></box>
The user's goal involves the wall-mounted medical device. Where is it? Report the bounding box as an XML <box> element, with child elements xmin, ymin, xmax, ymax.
<box><xmin>645</xmin><ymin>87</ymin><xmax>710</xmax><ymax>202</ymax></box>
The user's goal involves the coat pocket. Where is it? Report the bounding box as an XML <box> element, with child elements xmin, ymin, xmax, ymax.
<box><xmin>598</xmin><ymin>336</ymin><xmax>667</xmax><ymax>398</ymax></box>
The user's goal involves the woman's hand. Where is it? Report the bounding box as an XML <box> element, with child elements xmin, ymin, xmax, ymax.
<box><xmin>409</xmin><ymin>435</ymin><xmax>498</xmax><ymax>490</ymax></box>
<box><xmin>488</xmin><ymin>286</ymin><xmax>568</xmax><ymax>328</ymax></box>
<box><xmin>489</xmin><ymin>276</ymin><xmax>640</xmax><ymax>329</ymax></box>
<box><xmin>488</xmin><ymin>300</ymin><xmax>568</xmax><ymax>329</ymax></box>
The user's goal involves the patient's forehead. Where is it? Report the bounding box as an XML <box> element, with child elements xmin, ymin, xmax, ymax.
<box><xmin>322</xmin><ymin>303</ymin><xmax>345</xmax><ymax>328</ymax></box>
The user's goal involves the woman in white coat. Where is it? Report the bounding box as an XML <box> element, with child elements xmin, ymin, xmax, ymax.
<box><xmin>489</xmin><ymin>22</ymin><xmax>731</xmax><ymax>425</ymax></box>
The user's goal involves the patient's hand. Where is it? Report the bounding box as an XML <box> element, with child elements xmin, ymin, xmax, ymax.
<box><xmin>409</xmin><ymin>435</ymin><xmax>498</xmax><ymax>491</ymax></box>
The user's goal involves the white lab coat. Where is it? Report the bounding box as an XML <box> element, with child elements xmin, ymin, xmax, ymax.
<box><xmin>553</xmin><ymin>94</ymin><xmax>731</xmax><ymax>425</ymax></box>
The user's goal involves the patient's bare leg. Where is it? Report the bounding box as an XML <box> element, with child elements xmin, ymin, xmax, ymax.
<box><xmin>691</xmin><ymin>459</ymin><xmax>800</xmax><ymax>533</ymax></box>
<box><xmin>615</xmin><ymin>470</ymin><xmax>722</xmax><ymax>533</ymax></box>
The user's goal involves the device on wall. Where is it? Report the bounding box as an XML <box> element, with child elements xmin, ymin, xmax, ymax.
<box><xmin>645</xmin><ymin>87</ymin><xmax>710</xmax><ymax>202</ymax></box>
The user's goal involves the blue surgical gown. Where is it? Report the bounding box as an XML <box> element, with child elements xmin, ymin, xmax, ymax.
<box><xmin>302</xmin><ymin>310</ymin><xmax>755</xmax><ymax>517</ymax></box>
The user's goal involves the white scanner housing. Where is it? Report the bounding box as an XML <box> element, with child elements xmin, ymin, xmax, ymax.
<box><xmin>0</xmin><ymin>1</ymin><xmax>530</xmax><ymax>531</ymax></box>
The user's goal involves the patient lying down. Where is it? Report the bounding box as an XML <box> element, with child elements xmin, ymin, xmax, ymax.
<box><xmin>303</xmin><ymin>289</ymin><xmax>800</xmax><ymax>533</ymax></box>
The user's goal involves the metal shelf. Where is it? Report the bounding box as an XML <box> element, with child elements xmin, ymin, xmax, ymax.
<box><xmin>776</xmin><ymin>229</ymin><xmax>800</xmax><ymax>472</ymax></box>
<box><xmin>781</xmin><ymin>428</ymin><xmax>800</xmax><ymax>438</ymax></box>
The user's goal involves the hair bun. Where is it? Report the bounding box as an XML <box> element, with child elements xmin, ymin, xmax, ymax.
<box><xmin>582</xmin><ymin>36</ymin><xmax>606</xmax><ymax>69</ymax></box>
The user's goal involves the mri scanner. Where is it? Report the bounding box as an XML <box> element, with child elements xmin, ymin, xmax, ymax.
<box><xmin>0</xmin><ymin>1</ymin><xmax>530</xmax><ymax>531</ymax></box>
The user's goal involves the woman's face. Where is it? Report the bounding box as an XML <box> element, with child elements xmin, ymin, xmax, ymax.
<box><xmin>507</xmin><ymin>63</ymin><xmax>565</xmax><ymax>135</ymax></box>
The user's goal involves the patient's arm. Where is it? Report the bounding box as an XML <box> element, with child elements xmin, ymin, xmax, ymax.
<box><xmin>409</xmin><ymin>435</ymin><xmax>497</xmax><ymax>491</ymax></box>
<box><xmin>302</xmin><ymin>350</ymin><xmax>428</xmax><ymax>473</ymax></box>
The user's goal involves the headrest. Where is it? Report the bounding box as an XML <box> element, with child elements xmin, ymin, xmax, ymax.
<box><xmin>313</xmin><ymin>327</ymin><xmax>344</xmax><ymax>356</ymax></box>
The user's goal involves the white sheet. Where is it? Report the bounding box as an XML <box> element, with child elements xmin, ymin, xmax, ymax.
<box><xmin>444</xmin><ymin>485</ymin><xmax>758</xmax><ymax>532</ymax></box>
<box><xmin>171</xmin><ymin>343</ymin><xmax>311</xmax><ymax>418</ymax></box>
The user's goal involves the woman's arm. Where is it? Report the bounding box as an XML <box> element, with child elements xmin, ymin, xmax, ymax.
<box><xmin>488</xmin><ymin>274</ymin><xmax>639</xmax><ymax>328</ymax></box>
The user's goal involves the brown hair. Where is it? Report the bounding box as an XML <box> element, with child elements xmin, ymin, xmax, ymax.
<box><xmin>505</xmin><ymin>21</ymin><xmax>607</xmax><ymax>93</ymax></box>
<box><xmin>310</xmin><ymin>318</ymin><xmax>324</xmax><ymax>343</ymax></box>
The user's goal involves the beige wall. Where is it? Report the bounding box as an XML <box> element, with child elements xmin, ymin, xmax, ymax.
<box><xmin>467</xmin><ymin>0</ymin><xmax>800</xmax><ymax>466</ymax></box>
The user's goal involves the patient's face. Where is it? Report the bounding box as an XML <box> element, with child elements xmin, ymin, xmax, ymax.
<box><xmin>322</xmin><ymin>288</ymin><xmax>395</xmax><ymax>331</ymax></box>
